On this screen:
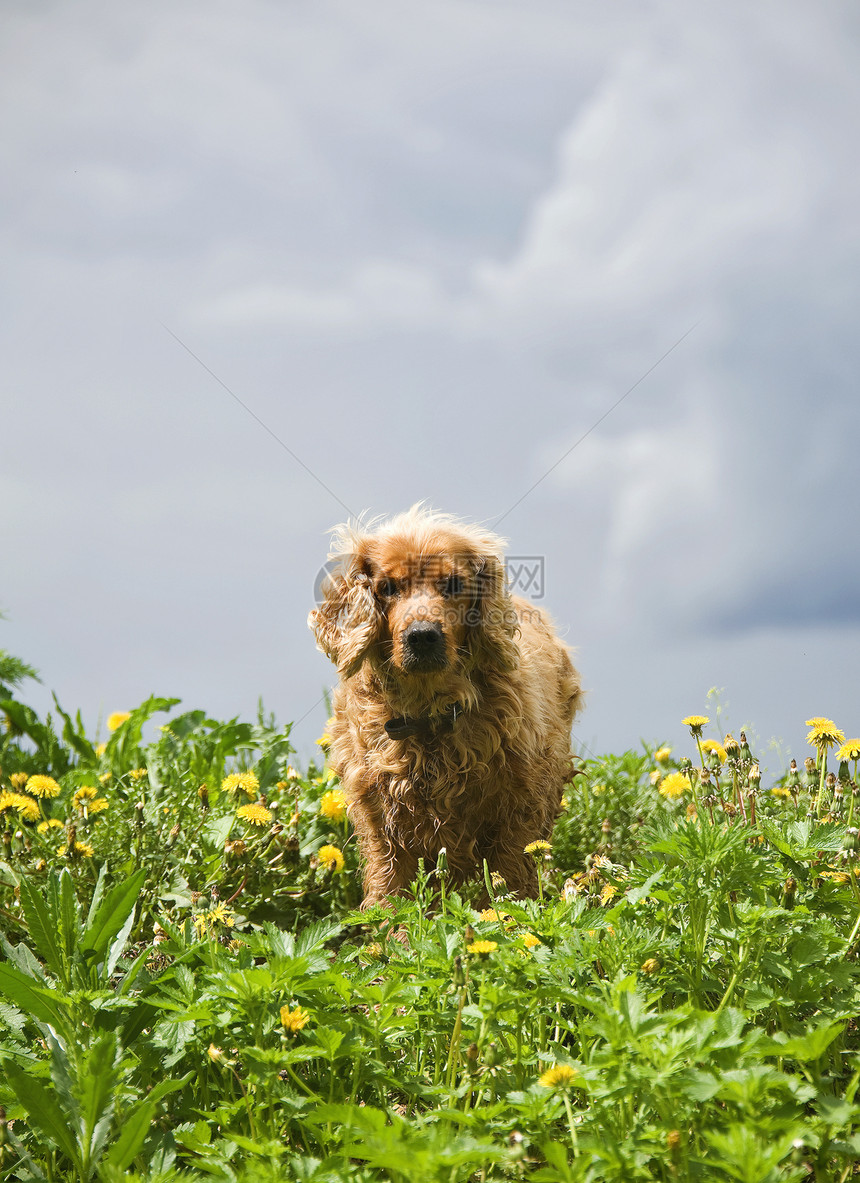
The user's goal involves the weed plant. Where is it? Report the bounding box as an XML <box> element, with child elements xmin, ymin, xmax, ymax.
<box><xmin>2</xmin><ymin>651</ymin><xmax>860</xmax><ymax>1181</ymax></box>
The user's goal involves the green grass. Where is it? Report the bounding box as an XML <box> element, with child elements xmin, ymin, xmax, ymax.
<box><xmin>1</xmin><ymin>650</ymin><xmax>860</xmax><ymax>1182</ymax></box>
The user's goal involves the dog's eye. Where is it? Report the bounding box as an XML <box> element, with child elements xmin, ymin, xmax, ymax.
<box><xmin>377</xmin><ymin>578</ymin><xmax>399</xmax><ymax>598</ymax></box>
<box><xmin>441</xmin><ymin>574</ymin><xmax>464</xmax><ymax>599</ymax></box>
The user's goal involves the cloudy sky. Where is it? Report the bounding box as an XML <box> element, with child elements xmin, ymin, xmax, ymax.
<box><xmin>3</xmin><ymin>0</ymin><xmax>859</xmax><ymax>770</ymax></box>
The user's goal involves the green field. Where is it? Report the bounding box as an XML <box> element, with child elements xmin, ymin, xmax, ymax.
<box><xmin>1</xmin><ymin>648</ymin><xmax>860</xmax><ymax>1182</ymax></box>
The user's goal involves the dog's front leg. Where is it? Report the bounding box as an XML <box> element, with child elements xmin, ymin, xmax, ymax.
<box><xmin>349</xmin><ymin>796</ymin><xmax>422</xmax><ymax>907</ymax></box>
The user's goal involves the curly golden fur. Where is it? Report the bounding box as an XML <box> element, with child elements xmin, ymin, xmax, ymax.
<box><xmin>309</xmin><ymin>506</ymin><xmax>583</xmax><ymax>905</ymax></box>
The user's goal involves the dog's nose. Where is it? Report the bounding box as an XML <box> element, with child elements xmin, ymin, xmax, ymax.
<box><xmin>404</xmin><ymin>621</ymin><xmax>444</xmax><ymax>651</ymax></box>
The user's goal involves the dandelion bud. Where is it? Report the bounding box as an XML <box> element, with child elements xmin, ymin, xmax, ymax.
<box><xmin>724</xmin><ymin>733</ymin><xmax>740</xmax><ymax>758</ymax></box>
<box><xmin>782</xmin><ymin>878</ymin><xmax>797</xmax><ymax>910</ymax></box>
<box><xmin>198</xmin><ymin>784</ymin><xmax>209</xmax><ymax>811</ymax></box>
<box><xmin>839</xmin><ymin>761</ymin><xmax>851</xmax><ymax>784</ymax></box>
<box><xmin>485</xmin><ymin>1041</ymin><xmax>500</xmax><ymax>1068</ymax></box>
<box><xmin>667</xmin><ymin>1130</ymin><xmax>681</xmax><ymax>1152</ymax></box>
<box><xmin>167</xmin><ymin>823</ymin><xmax>181</xmax><ymax>846</ymax></box>
<box><xmin>804</xmin><ymin>757</ymin><xmax>817</xmax><ymax>778</ymax></box>
<box><xmin>464</xmin><ymin>924</ymin><xmax>475</xmax><ymax>945</ymax></box>
<box><xmin>601</xmin><ymin>818</ymin><xmax>611</xmax><ymax>834</ymax></box>
<box><xmin>452</xmin><ymin>955</ymin><xmax>466</xmax><ymax>987</ymax></box>
<box><xmin>436</xmin><ymin>847</ymin><xmax>449</xmax><ymax>878</ymax></box>
<box><xmin>748</xmin><ymin>764</ymin><xmax>761</xmax><ymax>786</ymax></box>
<box><xmin>466</xmin><ymin>1042</ymin><xmax>480</xmax><ymax>1073</ymax></box>
<box><xmin>641</xmin><ymin>958</ymin><xmax>659</xmax><ymax>974</ymax></box>
<box><xmin>739</xmin><ymin>733</ymin><xmax>751</xmax><ymax>761</ymax></box>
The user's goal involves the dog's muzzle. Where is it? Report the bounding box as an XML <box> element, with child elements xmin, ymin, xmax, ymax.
<box><xmin>401</xmin><ymin>620</ymin><xmax>447</xmax><ymax>671</ymax></box>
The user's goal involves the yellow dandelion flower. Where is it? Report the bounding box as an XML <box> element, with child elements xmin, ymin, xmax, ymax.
<box><xmin>317</xmin><ymin>844</ymin><xmax>345</xmax><ymax>872</ymax></box>
<box><xmin>659</xmin><ymin>772</ymin><xmax>689</xmax><ymax>801</ymax></box>
<box><xmin>819</xmin><ymin>870</ymin><xmax>850</xmax><ymax>884</ymax></box>
<box><xmin>207</xmin><ymin>903</ymin><xmax>235</xmax><ymax>926</ymax></box>
<box><xmin>806</xmin><ymin>720</ymin><xmax>845</xmax><ymax>752</ymax></box>
<box><xmin>701</xmin><ymin>739</ymin><xmax>727</xmax><ymax>763</ymax></box>
<box><xmin>236</xmin><ymin>803</ymin><xmax>273</xmax><ymax>827</ymax></box>
<box><xmin>26</xmin><ymin>775</ymin><xmax>61</xmax><ymax>799</ymax></box>
<box><xmin>280</xmin><ymin>1005</ymin><xmax>310</xmax><ymax>1032</ymax></box>
<box><xmin>524</xmin><ymin>840</ymin><xmax>552</xmax><ymax>855</ymax></box>
<box><xmin>319</xmin><ymin>788</ymin><xmax>347</xmax><ymax>822</ymax></box>
<box><xmin>771</xmin><ymin>786</ymin><xmax>792</xmax><ymax>800</ymax></box>
<box><xmin>107</xmin><ymin>712</ymin><xmax>131</xmax><ymax>731</ymax></box>
<box><xmin>86</xmin><ymin>798</ymin><xmax>109</xmax><ymax>814</ymax></box>
<box><xmin>479</xmin><ymin>907</ymin><xmax>512</xmax><ymax>924</ymax></box>
<box><xmin>1</xmin><ymin>791</ymin><xmax>41</xmax><ymax>822</ymax></box>
<box><xmin>364</xmin><ymin>941</ymin><xmax>385</xmax><ymax>959</ymax></box>
<box><xmin>316</xmin><ymin>732</ymin><xmax>332</xmax><ymax>751</ymax></box>
<box><xmin>599</xmin><ymin>883</ymin><xmax>619</xmax><ymax>906</ymax></box>
<box><xmin>10</xmin><ymin>772</ymin><xmax>28</xmax><ymax>789</ymax></box>
<box><xmin>207</xmin><ymin>1044</ymin><xmax>224</xmax><ymax>1063</ymax></box>
<box><xmin>37</xmin><ymin>820</ymin><xmax>49</xmax><ymax>834</ymax></box>
<box><xmin>467</xmin><ymin>939</ymin><xmax>498</xmax><ymax>956</ymax></box>
<box><xmin>58</xmin><ymin>841</ymin><xmax>94</xmax><ymax>858</ymax></box>
<box><xmin>538</xmin><ymin>1064</ymin><xmax>578</xmax><ymax>1090</ymax></box>
<box><xmin>221</xmin><ymin>771</ymin><xmax>260</xmax><ymax>797</ymax></box>
<box><xmin>285</xmin><ymin>765</ymin><xmax>300</xmax><ymax>780</ymax></box>
<box><xmin>837</xmin><ymin>739</ymin><xmax>860</xmax><ymax>762</ymax></box>
<box><xmin>559</xmin><ymin>794</ymin><xmax>569</xmax><ymax>810</ymax></box>
<box><xmin>682</xmin><ymin>715</ymin><xmax>709</xmax><ymax>736</ymax></box>
<box><xmin>73</xmin><ymin>786</ymin><xmax>98</xmax><ymax>807</ymax></box>
<box><xmin>654</xmin><ymin>746</ymin><xmax>672</xmax><ymax>764</ymax></box>
<box><xmin>521</xmin><ymin>933</ymin><xmax>542</xmax><ymax>948</ymax></box>
<box><xmin>640</xmin><ymin>958</ymin><xmax>659</xmax><ymax>974</ymax></box>
<box><xmin>95</xmin><ymin>743</ymin><xmax>107</xmax><ymax>758</ymax></box>
<box><xmin>99</xmin><ymin>772</ymin><xmax>111</xmax><ymax>785</ymax></box>
<box><xmin>649</xmin><ymin>770</ymin><xmax>661</xmax><ymax>785</ymax></box>
<box><xmin>591</xmin><ymin>782</ymin><xmax>606</xmax><ymax>796</ymax></box>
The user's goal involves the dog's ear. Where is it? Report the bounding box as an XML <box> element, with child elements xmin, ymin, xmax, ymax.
<box><xmin>309</xmin><ymin>551</ymin><xmax>383</xmax><ymax>678</ymax></box>
<box><xmin>465</xmin><ymin>551</ymin><xmax>520</xmax><ymax>673</ymax></box>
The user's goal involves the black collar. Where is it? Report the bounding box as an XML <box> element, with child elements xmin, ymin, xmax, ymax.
<box><xmin>384</xmin><ymin>702</ymin><xmax>463</xmax><ymax>740</ymax></box>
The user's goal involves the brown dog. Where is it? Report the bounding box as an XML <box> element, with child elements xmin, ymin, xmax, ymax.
<box><xmin>309</xmin><ymin>506</ymin><xmax>582</xmax><ymax>905</ymax></box>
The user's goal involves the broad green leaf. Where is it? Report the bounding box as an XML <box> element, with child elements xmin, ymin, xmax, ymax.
<box><xmin>17</xmin><ymin>874</ymin><xmax>65</xmax><ymax>981</ymax></box>
<box><xmin>101</xmin><ymin>1100</ymin><xmax>156</xmax><ymax>1173</ymax></box>
<box><xmin>57</xmin><ymin>870</ymin><xmax>81</xmax><ymax>978</ymax></box>
<box><xmin>4</xmin><ymin>1062</ymin><xmax>80</xmax><ymax>1167</ymax></box>
<box><xmin>81</xmin><ymin>868</ymin><xmax>145</xmax><ymax>969</ymax></box>
<box><xmin>76</xmin><ymin>1033</ymin><xmax>120</xmax><ymax>1171</ymax></box>
<box><xmin>0</xmin><ymin>961</ymin><xmax>70</xmax><ymax>1029</ymax></box>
